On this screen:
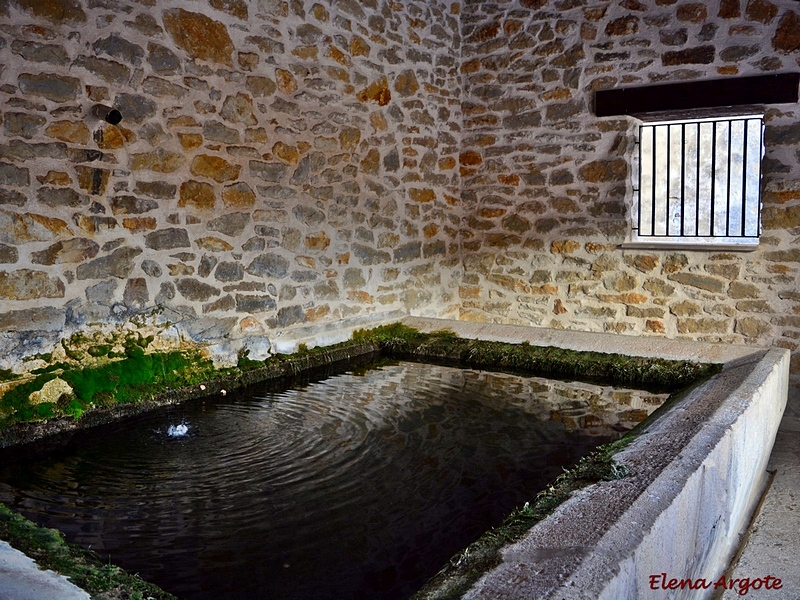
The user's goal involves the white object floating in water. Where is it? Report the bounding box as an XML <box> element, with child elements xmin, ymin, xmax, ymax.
<box><xmin>220</xmin><ymin>389</ymin><xmax>227</xmax><ymax>396</ymax></box>
<box><xmin>167</xmin><ymin>423</ymin><xmax>189</xmax><ymax>437</ymax></box>
<box><xmin>199</xmin><ymin>384</ymin><xmax>206</xmax><ymax>391</ymax></box>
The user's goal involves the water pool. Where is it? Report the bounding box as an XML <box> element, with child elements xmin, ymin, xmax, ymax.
<box><xmin>0</xmin><ymin>360</ymin><xmax>667</xmax><ymax>599</ymax></box>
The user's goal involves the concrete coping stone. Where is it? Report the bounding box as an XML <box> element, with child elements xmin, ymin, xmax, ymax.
<box><xmin>401</xmin><ymin>318</ymin><xmax>789</xmax><ymax>600</ymax></box>
<box><xmin>401</xmin><ymin>316</ymin><xmax>764</xmax><ymax>364</ymax></box>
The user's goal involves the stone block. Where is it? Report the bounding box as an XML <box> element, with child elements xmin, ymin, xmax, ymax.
<box><xmin>134</xmin><ymin>181</ymin><xmax>177</xmax><ymax>200</ymax></box>
<box><xmin>142</xmin><ymin>76</ymin><xmax>187</xmax><ymax>99</ymax></box>
<box><xmin>596</xmin><ymin>293</ymin><xmax>648</xmax><ymax>304</ymax></box>
<box><xmin>110</xmin><ymin>195</ymin><xmax>158</xmax><ymax>215</ymax></box>
<box><xmin>0</xmin><ymin>162</ymin><xmax>30</xmax><ymax>187</ymax></box>
<box><xmin>292</xmin><ymin>205</ymin><xmax>325</xmax><ymax>227</ymax></box>
<box><xmin>119</xmin><ymin>216</ymin><xmax>155</xmax><ymax>233</ymax></box>
<box><xmin>208</xmin><ymin>213</ymin><xmax>250</xmax><ymax>237</ymax></box>
<box><xmin>676</xmin><ymin>318</ymin><xmax>729</xmax><ymax>334</ymax></box>
<box><xmin>275</xmin><ymin>304</ymin><xmax>305</xmax><ymax>326</ymax></box>
<box><xmin>123</xmin><ymin>277</ymin><xmax>149</xmax><ymax>308</ymax></box>
<box><xmin>76</xmin><ymin>247</ymin><xmax>142</xmax><ymax>280</ymax></box>
<box><xmin>73</xmin><ymin>215</ymin><xmax>117</xmax><ymax>234</ymax></box>
<box><xmin>409</xmin><ymin>188</ymin><xmax>436</xmax><ymax>203</ymax></box>
<box><xmin>236</xmin><ymin>294</ymin><xmax>277</xmax><ymax>313</ymax></box>
<box><xmin>605</xmin><ymin>16</ymin><xmax>639</xmax><ymax>35</ymax></box>
<box><xmin>197</xmin><ymin>237</ymin><xmax>234</xmax><ymax>252</ymax></box>
<box><xmin>0</xmin><ymin>306</ymin><xmax>65</xmax><ymax>331</ymax></box>
<box><xmin>0</xmin><ymin>269</ymin><xmax>65</xmax><ymax>299</ymax></box>
<box><xmin>132</xmin><ymin>148</ymin><xmax>185</xmax><ymax>173</ymax></box>
<box><xmin>246</xmin><ymin>253</ymin><xmax>290</xmax><ymax>279</ymax></box>
<box><xmin>204</xmin><ymin>295</ymin><xmax>236</xmax><ymax>313</ymax></box>
<box><xmin>148</xmin><ymin>43</ymin><xmax>181</xmax><ymax>74</ymax></box>
<box><xmin>18</xmin><ymin>72</ymin><xmax>80</xmax><ymax>102</ymax></box>
<box><xmin>221</xmin><ymin>93</ymin><xmax>257</xmax><ymax>125</ymax></box>
<box><xmin>662</xmin><ymin>46</ymin><xmax>715</xmax><ymax>65</ymax></box>
<box><xmin>145</xmin><ymin>228</ymin><xmax>190</xmax><ymax>250</ymax></box>
<box><xmin>164</xmin><ymin>8</ymin><xmax>234</xmax><ymax>66</ymax></box>
<box><xmin>250</xmin><ymin>161</ymin><xmax>289</xmax><ymax>182</ymax></box>
<box><xmin>551</xmin><ymin>240</ymin><xmax>581</xmax><ymax>254</ymax></box>
<box><xmin>773</xmin><ymin>11</ymin><xmax>800</xmax><ymax>53</ymax></box>
<box><xmin>214</xmin><ymin>261</ymin><xmax>244</xmax><ymax>282</ymax></box>
<box><xmin>745</xmin><ymin>0</ymin><xmax>778</xmax><ymax>23</ymax></box>
<box><xmin>578</xmin><ymin>159</ymin><xmax>627</xmax><ymax>182</ymax></box>
<box><xmin>93</xmin><ymin>33</ymin><xmax>144</xmax><ymax>66</ymax></box>
<box><xmin>677</xmin><ymin>3</ymin><xmax>707</xmax><ymax>22</ymax></box>
<box><xmin>667</xmin><ymin>272</ymin><xmax>727</xmax><ymax>293</ymax></box>
<box><xmin>305</xmin><ymin>232</ymin><xmax>331</xmax><ymax>252</ymax></box>
<box><xmin>211</xmin><ymin>0</ymin><xmax>248</xmax><ymax>20</ymax></box>
<box><xmin>4</xmin><ymin>113</ymin><xmax>46</xmax><ymax>139</ymax></box>
<box><xmin>729</xmin><ymin>282</ymin><xmax>761</xmax><ymax>299</ymax></box>
<box><xmin>357</xmin><ymin>77</ymin><xmax>391</xmax><ymax>105</ymax></box>
<box><xmin>734</xmin><ymin>317</ymin><xmax>771</xmax><ymax>338</ymax></box>
<box><xmin>31</xmin><ymin>238</ymin><xmax>99</xmax><ymax>265</ymax></box>
<box><xmin>191</xmin><ymin>155</ymin><xmax>242</xmax><ymax>183</ymax></box>
<box><xmin>0</xmin><ymin>244</ymin><xmax>18</xmax><ymax>264</ymax></box>
<box><xmin>37</xmin><ymin>187</ymin><xmax>88</xmax><ymax>208</ymax></box>
<box><xmin>718</xmin><ymin>0</ymin><xmax>741</xmax><ymax>18</ymax></box>
<box><xmin>178</xmin><ymin>180</ymin><xmax>216</xmax><ymax>210</ymax></box>
<box><xmin>167</xmin><ymin>276</ymin><xmax>211</xmax><ymax>300</ymax></box>
<box><xmin>394</xmin><ymin>241</ymin><xmax>421</xmax><ymax>262</ymax></box>
<box><xmin>73</xmin><ymin>56</ymin><xmax>130</xmax><ymax>85</ymax></box>
<box><xmin>204</xmin><ymin>121</ymin><xmax>241</xmax><ymax>144</ymax></box>
<box><xmin>352</xmin><ymin>243</ymin><xmax>391</xmax><ymax>265</ymax></box>
<box><xmin>11</xmin><ymin>0</ymin><xmax>86</xmax><ymax>24</ymax></box>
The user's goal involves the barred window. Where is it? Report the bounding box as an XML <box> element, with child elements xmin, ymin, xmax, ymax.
<box><xmin>629</xmin><ymin>114</ymin><xmax>765</xmax><ymax>249</ymax></box>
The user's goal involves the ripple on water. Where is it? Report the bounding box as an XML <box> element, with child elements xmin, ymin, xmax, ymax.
<box><xmin>0</xmin><ymin>361</ymin><xmax>667</xmax><ymax>600</ymax></box>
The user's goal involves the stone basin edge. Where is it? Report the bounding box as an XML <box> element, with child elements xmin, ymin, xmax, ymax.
<box><xmin>402</xmin><ymin>317</ymin><xmax>789</xmax><ymax>600</ymax></box>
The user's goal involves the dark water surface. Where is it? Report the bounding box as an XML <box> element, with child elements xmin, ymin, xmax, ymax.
<box><xmin>0</xmin><ymin>361</ymin><xmax>666</xmax><ymax>600</ymax></box>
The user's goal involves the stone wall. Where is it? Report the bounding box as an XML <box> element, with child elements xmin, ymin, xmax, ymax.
<box><xmin>0</xmin><ymin>0</ymin><xmax>463</xmax><ymax>366</ymax></box>
<box><xmin>2</xmin><ymin>0</ymin><xmax>800</xmax><ymax>389</ymax></box>
<box><xmin>458</xmin><ymin>0</ymin><xmax>800</xmax><ymax>390</ymax></box>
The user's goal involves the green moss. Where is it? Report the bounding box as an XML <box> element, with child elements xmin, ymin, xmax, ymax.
<box><xmin>86</xmin><ymin>345</ymin><xmax>112</xmax><ymax>358</ymax></box>
<box><xmin>0</xmin><ymin>348</ymin><xmax>219</xmax><ymax>430</ymax></box>
<box><xmin>60</xmin><ymin>338</ymin><xmax>84</xmax><ymax>362</ymax></box>
<box><xmin>61</xmin><ymin>349</ymin><xmax>216</xmax><ymax>406</ymax></box>
<box><xmin>237</xmin><ymin>348</ymin><xmax>263</xmax><ymax>372</ymax></box>
<box><xmin>0</xmin><ymin>374</ymin><xmax>58</xmax><ymax>412</ymax></box>
<box><xmin>0</xmin><ymin>503</ymin><xmax>176</xmax><ymax>599</ymax></box>
<box><xmin>352</xmin><ymin>326</ymin><xmax>720</xmax><ymax>391</ymax></box>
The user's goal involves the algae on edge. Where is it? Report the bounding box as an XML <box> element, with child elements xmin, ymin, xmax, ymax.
<box><xmin>0</xmin><ymin>321</ymin><xmax>720</xmax><ymax>435</ymax></box>
<box><xmin>0</xmin><ymin>503</ymin><xmax>176</xmax><ymax>600</ymax></box>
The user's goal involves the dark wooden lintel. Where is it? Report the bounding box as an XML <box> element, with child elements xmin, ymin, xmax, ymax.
<box><xmin>594</xmin><ymin>73</ymin><xmax>800</xmax><ymax>117</ymax></box>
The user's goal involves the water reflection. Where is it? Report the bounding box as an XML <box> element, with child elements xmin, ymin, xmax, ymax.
<box><xmin>0</xmin><ymin>361</ymin><xmax>667</xmax><ymax>600</ymax></box>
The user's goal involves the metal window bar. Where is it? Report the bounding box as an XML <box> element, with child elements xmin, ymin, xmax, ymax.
<box><xmin>634</xmin><ymin>115</ymin><xmax>763</xmax><ymax>241</ymax></box>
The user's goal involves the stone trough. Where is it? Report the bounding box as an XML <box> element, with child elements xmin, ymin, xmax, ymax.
<box><xmin>396</xmin><ymin>317</ymin><xmax>790</xmax><ymax>600</ymax></box>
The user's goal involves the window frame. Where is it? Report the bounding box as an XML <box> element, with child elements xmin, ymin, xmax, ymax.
<box><xmin>622</xmin><ymin>112</ymin><xmax>765</xmax><ymax>252</ymax></box>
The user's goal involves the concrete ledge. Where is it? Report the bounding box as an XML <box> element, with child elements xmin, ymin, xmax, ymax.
<box><xmin>0</xmin><ymin>541</ymin><xmax>89</xmax><ymax>600</ymax></box>
<box><xmin>403</xmin><ymin>318</ymin><xmax>789</xmax><ymax>600</ymax></box>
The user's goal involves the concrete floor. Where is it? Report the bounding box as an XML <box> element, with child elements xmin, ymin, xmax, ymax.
<box><xmin>0</xmin><ymin>541</ymin><xmax>89</xmax><ymax>600</ymax></box>
<box><xmin>721</xmin><ymin>384</ymin><xmax>800</xmax><ymax>600</ymax></box>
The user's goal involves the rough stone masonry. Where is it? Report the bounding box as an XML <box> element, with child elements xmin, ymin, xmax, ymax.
<box><xmin>457</xmin><ymin>0</ymin><xmax>800</xmax><ymax>393</ymax></box>
<box><xmin>0</xmin><ymin>0</ymin><xmax>799</xmax><ymax>391</ymax></box>
<box><xmin>0</xmin><ymin>0</ymin><xmax>464</xmax><ymax>364</ymax></box>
